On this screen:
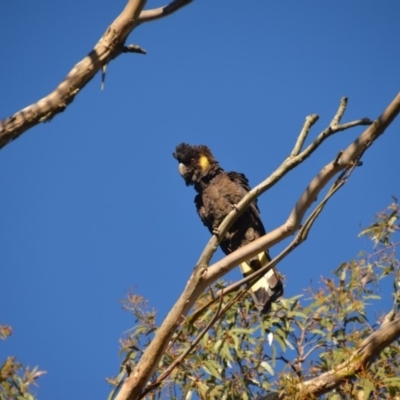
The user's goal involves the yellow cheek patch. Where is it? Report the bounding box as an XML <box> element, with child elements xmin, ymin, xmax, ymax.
<box><xmin>199</xmin><ymin>155</ymin><xmax>210</xmax><ymax>170</ymax></box>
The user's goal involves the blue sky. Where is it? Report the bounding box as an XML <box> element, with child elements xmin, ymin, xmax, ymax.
<box><xmin>1</xmin><ymin>1</ymin><xmax>400</xmax><ymax>399</ymax></box>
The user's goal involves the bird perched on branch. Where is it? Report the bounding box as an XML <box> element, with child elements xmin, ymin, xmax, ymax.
<box><xmin>173</xmin><ymin>143</ymin><xmax>283</xmax><ymax>314</ymax></box>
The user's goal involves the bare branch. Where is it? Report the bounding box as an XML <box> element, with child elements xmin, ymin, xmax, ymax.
<box><xmin>291</xmin><ymin>114</ymin><xmax>319</xmax><ymax>157</ymax></box>
<box><xmin>335</xmin><ymin>118</ymin><xmax>372</xmax><ymax>130</ymax></box>
<box><xmin>122</xmin><ymin>44</ymin><xmax>147</xmax><ymax>54</ymax></box>
<box><xmin>138</xmin><ymin>0</ymin><xmax>193</xmax><ymax>23</ymax></box>
<box><xmin>216</xmin><ymin>161</ymin><xmax>352</xmax><ymax>298</ymax></box>
<box><xmin>330</xmin><ymin>96</ymin><xmax>348</xmax><ymax>127</ymax></box>
<box><xmin>196</xmin><ymin>98</ymin><xmax>373</xmax><ymax>276</ymax></box>
<box><xmin>302</xmin><ymin>343</ymin><xmax>324</xmax><ymax>362</ymax></box>
<box><xmin>202</xmin><ymin>93</ymin><xmax>399</xmax><ymax>287</ymax></box>
<box><xmin>0</xmin><ymin>0</ymin><xmax>190</xmax><ymax>149</ymax></box>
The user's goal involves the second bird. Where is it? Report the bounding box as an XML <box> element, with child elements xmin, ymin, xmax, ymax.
<box><xmin>173</xmin><ymin>143</ymin><xmax>283</xmax><ymax>314</ymax></box>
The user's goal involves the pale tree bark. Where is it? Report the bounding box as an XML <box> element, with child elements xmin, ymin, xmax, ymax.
<box><xmin>114</xmin><ymin>93</ymin><xmax>400</xmax><ymax>400</ymax></box>
<box><xmin>0</xmin><ymin>0</ymin><xmax>192</xmax><ymax>149</ymax></box>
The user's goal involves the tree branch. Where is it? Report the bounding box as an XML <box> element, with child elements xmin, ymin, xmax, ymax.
<box><xmin>196</xmin><ymin>98</ymin><xmax>372</xmax><ymax>276</ymax></box>
<box><xmin>0</xmin><ymin>0</ymin><xmax>192</xmax><ymax>149</ymax></box>
<box><xmin>202</xmin><ymin>92</ymin><xmax>400</xmax><ymax>286</ymax></box>
<box><xmin>122</xmin><ymin>44</ymin><xmax>147</xmax><ymax>54</ymax></box>
<box><xmin>138</xmin><ymin>0</ymin><xmax>193</xmax><ymax>23</ymax></box>
<box><xmin>291</xmin><ymin>114</ymin><xmax>319</xmax><ymax>157</ymax></box>
<box><xmin>330</xmin><ymin>96</ymin><xmax>348</xmax><ymax>127</ymax></box>
<box><xmin>216</xmin><ymin>162</ymin><xmax>353</xmax><ymax>299</ymax></box>
<box><xmin>260</xmin><ymin>316</ymin><xmax>400</xmax><ymax>399</ymax></box>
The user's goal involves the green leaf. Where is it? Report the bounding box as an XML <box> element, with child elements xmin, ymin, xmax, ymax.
<box><xmin>383</xmin><ymin>377</ymin><xmax>400</xmax><ymax>387</ymax></box>
<box><xmin>310</xmin><ymin>329</ymin><xmax>325</xmax><ymax>336</ymax></box>
<box><xmin>271</xmin><ymin>344</ymin><xmax>277</xmax><ymax>368</ymax></box>
<box><xmin>364</xmin><ymin>294</ymin><xmax>381</xmax><ymax>300</ymax></box>
<box><xmin>197</xmin><ymin>381</ymin><xmax>209</xmax><ymax>398</ymax></box>
<box><xmin>202</xmin><ymin>360</ymin><xmax>222</xmax><ymax>380</ymax></box>
<box><xmin>388</xmin><ymin>210</ymin><xmax>398</xmax><ymax>227</ymax></box>
<box><xmin>221</xmin><ymin>342</ymin><xmax>234</xmax><ymax>362</ymax></box>
<box><xmin>290</xmin><ymin>311</ymin><xmax>308</xmax><ymax>319</ymax></box>
<box><xmin>260</xmin><ymin>361</ymin><xmax>274</xmax><ymax>376</ymax></box>
<box><xmin>213</xmin><ymin>339</ymin><xmax>223</xmax><ymax>353</ymax></box>
<box><xmin>359</xmin><ymin>378</ymin><xmax>375</xmax><ymax>399</ymax></box>
<box><xmin>272</xmin><ymin>333</ymin><xmax>286</xmax><ymax>352</ymax></box>
<box><xmin>231</xmin><ymin>327</ymin><xmax>256</xmax><ymax>335</ymax></box>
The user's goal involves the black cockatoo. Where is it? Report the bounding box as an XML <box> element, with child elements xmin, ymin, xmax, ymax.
<box><xmin>173</xmin><ymin>143</ymin><xmax>283</xmax><ymax>314</ymax></box>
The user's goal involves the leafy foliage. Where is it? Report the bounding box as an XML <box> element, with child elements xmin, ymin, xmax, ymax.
<box><xmin>110</xmin><ymin>201</ymin><xmax>400</xmax><ymax>399</ymax></box>
<box><xmin>0</xmin><ymin>325</ymin><xmax>12</xmax><ymax>341</ymax></box>
<box><xmin>1</xmin><ymin>325</ymin><xmax>46</xmax><ymax>400</ymax></box>
<box><xmin>0</xmin><ymin>352</ymin><xmax>45</xmax><ymax>400</ymax></box>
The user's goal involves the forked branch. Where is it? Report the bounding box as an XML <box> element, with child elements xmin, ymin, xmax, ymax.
<box><xmin>197</xmin><ymin>98</ymin><xmax>372</xmax><ymax>272</ymax></box>
<box><xmin>0</xmin><ymin>0</ymin><xmax>192</xmax><ymax>149</ymax></box>
<box><xmin>216</xmin><ymin>163</ymin><xmax>354</xmax><ymax>298</ymax></box>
